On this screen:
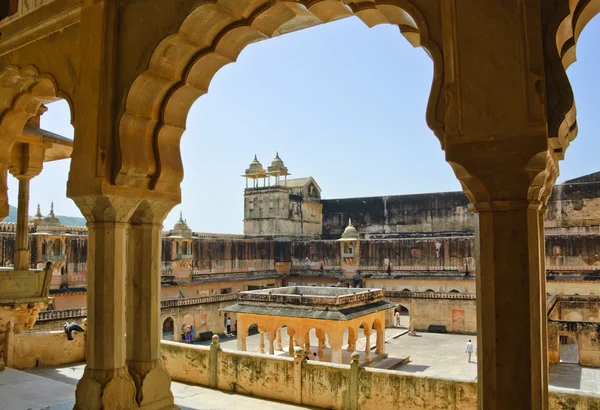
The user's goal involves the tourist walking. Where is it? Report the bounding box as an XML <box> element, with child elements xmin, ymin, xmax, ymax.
<box><xmin>181</xmin><ymin>325</ymin><xmax>186</xmax><ymax>342</ymax></box>
<box><xmin>185</xmin><ymin>328</ymin><xmax>192</xmax><ymax>344</ymax></box>
<box><xmin>465</xmin><ymin>339</ymin><xmax>474</xmax><ymax>363</ymax></box>
<box><xmin>394</xmin><ymin>310</ymin><xmax>401</xmax><ymax>327</ymax></box>
<box><xmin>190</xmin><ymin>325</ymin><xmax>196</xmax><ymax>343</ymax></box>
<box><xmin>226</xmin><ymin>317</ymin><xmax>232</xmax><ymax>336</ymax></box>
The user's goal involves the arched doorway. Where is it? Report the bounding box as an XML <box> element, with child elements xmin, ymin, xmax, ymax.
<box><xmin>162</xmin><ymin>317</ymin><xmax>174</xmax><ymax>341</ymax></box>
<box><xmin>394</xmin><ymin>304</ymin><xmax>410</xmax><ymax>328</ymax></box>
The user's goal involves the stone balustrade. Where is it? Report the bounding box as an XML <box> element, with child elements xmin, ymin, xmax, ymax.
<box><xmin>50</xmin><ymin>274</ymin><xmax>87</xmax><ymax>287</ymax></box>
<box><xmin>160</xmin><ymin>338</ymin><xmax>600</xmax><ymax>410</ymax></box>
<box><xmin>160</xmin><ymin>294</ymin><xmax>238</xmax><ymax>308</ymax></box>
<box><xmin>37</xmin><ymin>308</ymin><xmax>87</xmax><ymax>322</ymax></box>
<box><xmin>384</xmin><ymin>290</ymin><xmax>476</xmax><ymax>300</ymax></box>
<box><xmin>237</xmin><ymin>287</ymin><xmax>384</xmax><ymax>306</ymax></box>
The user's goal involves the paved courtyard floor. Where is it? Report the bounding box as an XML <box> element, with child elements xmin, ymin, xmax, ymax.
<box><xmin>0</xmin><ymin>364</ymin><xmax>314</xmax><ymax>410</ymax></box>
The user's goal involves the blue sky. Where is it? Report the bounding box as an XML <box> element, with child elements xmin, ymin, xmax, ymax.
<box><xmin>8</xmin><ymin>16</ymin><xmax>600</xmax><ymax>233</ymax></box>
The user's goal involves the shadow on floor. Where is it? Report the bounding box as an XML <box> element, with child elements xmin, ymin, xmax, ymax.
<box><xmin>549</xmin><ymin>364</ymin><xmax>582</xmax><ymax>390</ymax></box>
<box><xmin>25</xmin><ymin>362</ymin><xmax>84</xmax><ymax>386</ymax></box>
<box><xmin>394</xmin><ymin>364</ymin><xmax>430</xmax><ymax>373</ymax></box>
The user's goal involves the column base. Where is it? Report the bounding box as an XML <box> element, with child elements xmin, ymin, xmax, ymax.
<box><xmin>128</xmin><ymin>359</ymin><xmax>177</xmax><ymax>410</ymax></box>
<box><xmin>74</xmin><ymin>366</ymin><xmax>137</xmax><ymax>410</ymax></box>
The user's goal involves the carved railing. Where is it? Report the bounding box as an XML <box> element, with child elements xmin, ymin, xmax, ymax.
<box><xmin>37</xmin><ymin>307</ymin><xmax>87</xmax><ymax>322</ymax></box>
<box><xmin>384</xmin><ymin>290</ymin><xmax>476</xmax><ymax>300</ymax></box>
<box><xmin>237</xmin><ymin>288</ymin><xmax>384</xmax><ymax>306</ymax></box>
<box><xmin>160</xmin><ymin>293</ymin><xmax>238</xmax><ymax>308</ymax></box>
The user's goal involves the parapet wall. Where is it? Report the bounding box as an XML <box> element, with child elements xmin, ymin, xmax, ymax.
<box><xmin>5</xmin><ymin>329</ymin><xmax>84</xmax><ymax>369</ymax></box>
<box><xmin>160</xmin><ymin>340</ymin><xmax>600</xmax><ymax>410</ymax></box>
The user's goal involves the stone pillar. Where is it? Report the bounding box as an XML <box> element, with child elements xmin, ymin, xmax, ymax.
<box><xmin>328</xmin><ymin>332</ymin><xmax>343</xmax><ymax>364</ymax></box>
<box><xmin>316</xmin><ymin>328</ymin><xmax>326</xmax><ymax>359</ymax></box>
<box><xmin>288</xmin><ymin>329</ymin><xmax>295</xmax><ymax>357</ymax></box>
<box><xmin>237</xmin><ymin>318</ymin><xmax>247</xmax><ymax>351</ymax></box>
<box><xmin>126</xmin><ymin>200</ymin><xmax>175</xmax><ymax>409</ymax></box>
<box><xmin>473</xmin><ymin>200</ymin><xmax>547</xmax><ymax>410</ymax></box>
<box><xmin>13</xmin><ymin>176</ymin><xmax>31</xmax><ymax>270</ymax></box>
<box><xmin>440</xmin><ymin>0</ymin><xmax>553</xmax><ymax>407</ymax></box>
<box><xmin>363</xmin><ymin>327</ymin><xmax>372</xmax><ymax>362</ymax></box>
<box><xmin>304</xmin><ymin>332</ymin><xmax>311</xmax><ymax>355</ymax></box>
<box><xmin>276</xmin><ymin>328</ymin><xmax>283</xmax><ymax>351</ymax></box>
<box><xmin>539</xmin><ymin>207</ymin><xmax>549</xmax><ymax>410</ymax></box>
<box><xmin>375</xmin><ymin>327</ymin><xmax>385</xmax><ymax>355</ymax></box>
<box><xmin>72</xmin><ymin>196</ymin><xmax>137</xmax><ymax>409</ymax></box>
<box><xmin>259</xmin><ymin>330</ymin><xmax>265</xmax><ymax>354</ymax></box>
<box><xmin>8</xmin><ymin>142</ymin><xmax>45</xmax><ymax>270</ymax></box>
<box><xmin>267</xmin><ymin>331</ymin><xmax>276</xmax><ymax>355</ymax></box>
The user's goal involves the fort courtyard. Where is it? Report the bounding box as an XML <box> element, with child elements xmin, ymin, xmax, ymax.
<box><xmin>1</xmin><ymin>0</ymin><xmax>600</xmax><ymax>409</ymax></box>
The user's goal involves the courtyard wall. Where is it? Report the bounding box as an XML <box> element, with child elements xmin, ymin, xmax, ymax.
<box><xmin>160</xmin><ymin>339</ymin><xmax>600</xmax><ymax>410</ymax></box>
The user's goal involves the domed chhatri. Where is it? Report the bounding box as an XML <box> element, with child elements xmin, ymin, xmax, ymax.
<box><xmin>31</xmin><ymin>204</ymin><xmax>44</xmax><ymax>225</ymax></box>
<box><xmin>42</xmin><ymin>202</ymin><xmax>60</xmax><ymax>226</ymax></box>
<box><xmin>341</xmin><ymin>218</ymin><xmax>359</xmax><ymax>240</ymax></box>
<box><xmin>267</xmin><ymin>152</ymin><xmax>290</xmax><ymax>185</ymax></box>
<box><xmin>244</xmin><ymin>155</ymin><xmax>267</xmax><ymax>177</ymax></box>
<box><xmin>243</xmin><ymin>155</ymin><xmax>268</xmax><ymax>188</ymax></box>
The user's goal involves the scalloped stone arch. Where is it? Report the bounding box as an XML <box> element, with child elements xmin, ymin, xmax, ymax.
<box><xmin>0</xmin><ymin>65</ymin><xmax>73</xmax><ymax>218</ymax></box>
<box><xmin>545</xmin><ymin>0</ymin><xmax>600</xmax><ymax>154</ymax></box>
<box><xmin>117</xmin><ymin>0</ymin><xmax>443</xmax><ymax>195</ymax></box>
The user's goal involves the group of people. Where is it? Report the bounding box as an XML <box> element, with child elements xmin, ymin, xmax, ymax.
<box><xmin>181</xmin><ymin>324</ymin><xmax>196</xmax><ymax>343</ymax></box>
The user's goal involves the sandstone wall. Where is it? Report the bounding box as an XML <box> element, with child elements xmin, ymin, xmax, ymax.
<box><xmin>9</xmin><ymin>330</ymin><xmax>84</xmax><ymax>369</ymax></box>
<box><xmin>321</xmin><ymin>192</ymin><xmax>473</xmax><ymax>239</ymax></box>
<box><xmin>548</xmin><ymin>321</ymin><xmax>600</xmax><ymax>367</ymax></box>
<box><xmin>385</xmin><ymin>294</ymin><xmax>477</xmax><ymax>333</ymax></box>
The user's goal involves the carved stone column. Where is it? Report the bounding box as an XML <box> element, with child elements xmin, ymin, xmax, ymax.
<box><xmin>375</xmin><ymin>327</ymin><xmax>385</xmax><ymax>355</ymax></box>
<box><xmin>287</xmin><ymin>328</ymin><xmax>295</xmax><ymax>356</ymax></box>
<box><xmin>363</xmin><ymin>327</ymin><xmax>372</xmax><ymax>362</ymax></box>
<box><xmin>126</xmin><ymin>200</ymin><xmax>176</xmax><ymax>409</ymax></box>
<box><xmin>8</xmin><ymin>142</ymin><xmax>45</xmax><ymax>270</ymax></box>
<box><xmin>315</xmin><ymin>328</ymin><xmax>326</xmax><ymax>358</ymax></box>
<box><xmin>259</xmin><ymin>329</ymin><xmax>265</xmax><ymax>354</ymax></box>
<box><xmin>276</xmin><ymin>328</ymin><xmax>283</xmax><ymax>351</ymax></box>
<box><xmin>72</xmin><ymin>195</ymin><xmax>138</xmax><ymax>410</ymax></box>
<box><xmin>328</xmin><ymin>332</ymin><xmax>343</xmax><ymax>364</ymax></box>
<box><xmin>267</xmin><ymin>330</ymin><xmax>276</xmax><ymax>355</ymax></box>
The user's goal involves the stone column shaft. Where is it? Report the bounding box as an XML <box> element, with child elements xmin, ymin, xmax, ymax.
<box><xmin>14</xmin><ymin>177</ymin><xmax>30</xmax><ymax>270</ymax></box>
<box><xmin>475</xmin><ymin>205</ymin><xmax>545</xmax><ymax>410</ymax></box>
<box><xmin>259</xmin><ymin>331</ymin><xmax>265</xmax><ymax>354</ymax></box>
<box><xmin>276</xmin><ymin>328</ymin><xmax>283</xmax><ymax>351</ymax></box>
<box><xmin>364</xmin><ymin>329</ymin><xmax>372</xmax><ymax>362</ymax></box>
<box><xmin>126</xmin><ymin>221</ymin><xmax>175</xmax><ymax>409</ymax></box>
<box><xmin>75</xmin><ymin>220</ymin><xmax>136</xmax><ymax>409</ymax></box>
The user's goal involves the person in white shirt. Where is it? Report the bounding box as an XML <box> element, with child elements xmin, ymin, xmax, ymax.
<box><xmin>226</xmin><ymin>317</ymin><xmax>231</xmax><ymax>335</ymax></box>
<box><xmin>394</xmin><ymin>311</ymin><xmax>401</xmax><ymax>327</ymax></box>
<box><xmin>465</xmin><ymin>340</ymin><xmax>474</xmax><ymax>363</ymax></box>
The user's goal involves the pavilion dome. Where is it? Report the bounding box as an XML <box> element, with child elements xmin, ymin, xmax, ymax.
<box><xmin>245</xmin><ymin>155</ymin><xmax>266</xmax><ymax>177</ymax></box>
<box><xmin>341</xmin><ymin>219</ymin><xmax>359</xmax><ymax>240</ymax></box>
<box><xmin>267</xmin><ymin>152</ymin><xmax>288</xmax><ymax>175</ymax></box>
<box><xmin>31</xmin><ymin>204</ymin><xmax>44</xmax><ymax>225</ymax></box>
<box><xmin>173</xmin><ymin>212</ymin><xmax>189</xmax><ymax>230</ymax></box>
<box><xmin>42</xmin><ymin>202</ymin><xmax>60</xmax><ymax>226</ymax></box>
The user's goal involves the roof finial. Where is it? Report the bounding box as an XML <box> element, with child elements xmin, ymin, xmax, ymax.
<box><xmin>179</xmin><ymin>211</ymin><xmax>183</xmax><ymax>221</ymax></box>
<box><xmin>50</xmin><ymin>202</ymin><xmax>55</xmax><ymax>216</ymax></box>
<box><xmin>254</xmin><ymin>154</ymin><xmax>258</xmax><ymax>161</ymax></box>
<box><xmin>36</xmin><ymin>204</ymin><xmax>42</xmax><ymax>216</ymax></box>
<box><xmin>349</xmin><ymin>218</ymin><xmax>352</xmax><ymax>226</ymax></box>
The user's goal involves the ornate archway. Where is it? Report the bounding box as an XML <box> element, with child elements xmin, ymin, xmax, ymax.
<box><xmin>116</xmin><ymin>0</ymin><xmax>444</xmax><ymax>195</ymax></box>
